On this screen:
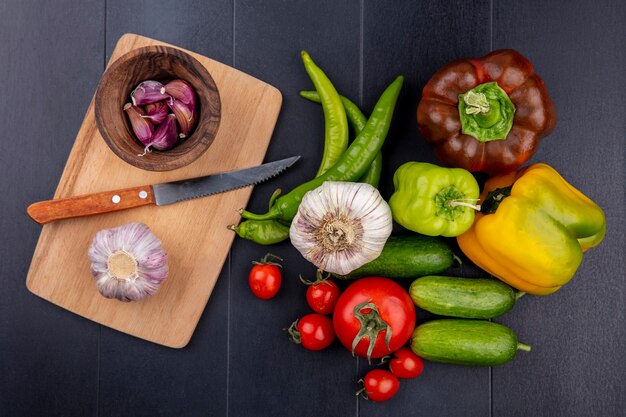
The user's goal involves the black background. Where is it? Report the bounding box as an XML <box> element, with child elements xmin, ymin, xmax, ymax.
<box><xmin>1</xmin><ymin>1</ymin><xmax>624</xmax><ymax>416</ymax></box>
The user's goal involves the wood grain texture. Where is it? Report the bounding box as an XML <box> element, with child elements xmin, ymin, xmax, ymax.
<box><xmin>25</xmin><ymin>34</ymin><xmax>282</xmax><ymax>348</ymax></box>
<box><xmin>99</xmin><ymin>3</ymin><xmax>236</xmax><ymax>417</ymax></box>
<box><xmin>27</xmin><ymin>185</ymin><xmax>155</xmax><ymax>224</ymax></box>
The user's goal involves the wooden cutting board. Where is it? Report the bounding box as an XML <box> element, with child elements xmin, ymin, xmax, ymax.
<box><xmin>26</xmin><ymin>34</ymin><xmax>282</xmax><ymax>348</ymax></box>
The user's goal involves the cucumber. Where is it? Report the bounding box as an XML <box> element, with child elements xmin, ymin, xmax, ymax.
<box><xmin>335</xmin><ymin>235</ymin><xmax>454</xmax><ymax>280</ymax></box>
<box><xmin>411</xmin><ymin>319</ymin><xmax>531</xmax><ymax>366</ymax></box>
<box><xmin>410</xmin><ymin>276</ymin><xmax>519</xmax><ymax>319</ymax></box>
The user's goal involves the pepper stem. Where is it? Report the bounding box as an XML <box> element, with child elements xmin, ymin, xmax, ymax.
<box><xmin>239</xmin><ymin>207</ymin><xmax>280</xmax><ymax>221</ymax></box>
<box><xmin>268</xmin><ymin>188</ymin><xmax>282</xmax><ymax>210</ymax></box>
<box><xmin>448</xmin><ymin>200</ymin><xmax>481</xmax><ymax>211</ymax></box>
<box><xmin>463</xmin><ymin>90</ymin><xmax>491</xmax><ymax>115</ymax></box>
<box><xmin>480</xmin><ymin>186</ymin><xmax>513</xmax><ymax>214</ymax></box>
<box><xmin>458</xmin><ymin>82</ymin><xmax>515</xmax><ymax>142</ymax></box>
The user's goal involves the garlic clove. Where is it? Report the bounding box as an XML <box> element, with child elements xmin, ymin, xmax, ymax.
<box><xmin>88</xmin><ymin>222</ymin><xmax>168</xmax><ymax>302</ymax></box>
<box><xmin>162</xmin><ymin>79</ymin><xmax>196</xmax><ymax>107</ymax></box>
<box><xmin>131</xmin><ymin>80</ymin><xmax>170</xmax><ymax>106</ymax></box>
<box><xmin>290</xmin><ymin>181</ymin><xmax>393</xmax><ymax>275</ymax></box>
<box><xmin>167</xmin><ymin>98</ymin><xmax>197</xmax><ymax>138</ymax></box>
<box><xmin>141</xmin><ymin>101</ymin><xmax>169</xmax><ymax>124</ymax></box>
<box><xmin>139</xmin><ymin>113</ymin><xmax>179</xmax><ymax>155</ymax></box>
<box><xmin>123</xmin><ymin>103</ymin><xmax>154</xmax><ymax>143</ymax></box>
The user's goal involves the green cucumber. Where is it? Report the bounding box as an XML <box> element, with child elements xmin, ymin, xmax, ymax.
<box><xmin>335</xmin><ymin>235</ymin><xmax>454</xmax><ymax>280</ymax></box>
<box><xmin>410</xmin><ymin>276</ymin><xmax>520</xmax><ymax>319</ymax></box>
<box><xmin>411</xmin><ymin>319</ymin><xmax>531</xmax><ymax>366</ymax></box>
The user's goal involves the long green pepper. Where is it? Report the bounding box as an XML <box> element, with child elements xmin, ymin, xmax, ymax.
<box><xmin>299</xmin><ymin>90</ymin><xmax>383</xmax><ymax>187</ymax></box>
<box><xmin>240</xmin><ymin>75</ymin><xmax>404</xmax><ymax>223</ymax></box>
<box><xmin>301</xmin><ymin>51</ymin><xmax>349</xmax><ymax>177</ymax></box>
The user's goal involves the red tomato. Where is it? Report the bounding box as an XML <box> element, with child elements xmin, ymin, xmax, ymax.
<box><xmin>287</xmin><ymin>314</ymin><xmax>335</xmax><ymax>351</ymax></box>
<box><xmin>248</xmin><ymin>254</ymin><xmax>282</xmax><ymax>299</ymax></box>
<box><xmin>389</xmin><ymin>347</ymin><xmax>424</xmax><ymax>379</ymax></box>
<box><xmin>305</xmin><ymin>279</ymin><xmax>340</xmax><ymax>314</ymax></box>
<box><xmin>362</xmin><ymin>369</ymin><xmax>400</xmax><ymax>402</ymax></box>
<box><xmin>333</xmin><ymin>277</ymin><xmax>416</xmax><ymax>360</ymax></box>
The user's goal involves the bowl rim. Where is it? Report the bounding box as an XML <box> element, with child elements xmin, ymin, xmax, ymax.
<box><xmin>94</xmin><ymin>45</ymin><xmax>221</xmax><ymax>172</ymax></box>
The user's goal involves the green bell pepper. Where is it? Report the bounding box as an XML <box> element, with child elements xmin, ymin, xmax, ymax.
<box><xmin>389</xmin><ymin>162</ymin><xmax>480</xmax><ymax>237</ymax></box>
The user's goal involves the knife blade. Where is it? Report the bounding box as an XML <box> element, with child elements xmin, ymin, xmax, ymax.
<box><xmin>27</xmin><ymin>156</ymin><xmax>300</xmax><ymax>224</ymax></box>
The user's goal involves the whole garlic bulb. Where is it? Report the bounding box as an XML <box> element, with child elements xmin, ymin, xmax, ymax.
<box><xmin>87</xmin><ymin>222</ymin><xmax>168</xmax><ymax>302</ymax></box>
<box><xmin>290</xmin><ymin>181</ymin><xmax>393</xmax><ymax>275</ymax></box>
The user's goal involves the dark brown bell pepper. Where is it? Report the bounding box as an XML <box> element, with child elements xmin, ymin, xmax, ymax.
<box><xmin>417</xmin><ymin>49</ymin><xmax>556</xmax><ymax>174</ymax></box>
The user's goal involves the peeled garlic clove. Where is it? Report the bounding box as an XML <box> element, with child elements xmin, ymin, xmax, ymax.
<box><xmin>167</xmin><ymin>98</ymin><xmax>197</xmax><ymax>138</ymax></box>
<box><xmin>123</xmin><ymin>103</ymin><xmax>154</xmax><ymax>143</ymax></box>
<box><xmin>88</xmin><ymin>222</ymin><xmax>168</xmax><ymax>302</ymax></box>
<box><xmin>290</xmin><ymin>181</ymin><xmax>393</xmax><ymax>275</ymax></box>
<box><xmin>162</xmin><ymin>79</ymin><xmax>196</xmax><ymax>107</ymax></box>
<box><xmin>139</xmin><ymin>114</ymin><xmax>179</xmax><ymax>155</ymax></box>
<box><xmin>142</xmin><ymin>101</ymin><xmax>169</xmax><ymax>124</ymax></box>
<box><xmin>131</xmin><ymin>80</ymin><xmax>169</xmax><ymax>106</ymax></box>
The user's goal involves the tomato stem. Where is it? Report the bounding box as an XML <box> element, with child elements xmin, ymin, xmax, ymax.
<box><xmin>352</xmin><ymin>300</ymin><xmax>392</xmax><ymax>363</ymax></box>
<box><xmin>299</xmin><ymin>269</ymin><xmax>332</xmax><ymax>286</ymax></box>
<box><xmin>285</xmin><ymin>319</ymin><xmax>302</xmax><ymax>345</ymax></box>
<box><xmin>253</xmin><ymin>253</ymin><xmax>283</xmax><ymax>267</ymax></box>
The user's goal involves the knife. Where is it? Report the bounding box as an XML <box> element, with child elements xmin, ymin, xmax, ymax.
<box><xmin>27</xmin><ymin>156</ymin><xmax>301</xmax><ymax>224</ymax></box>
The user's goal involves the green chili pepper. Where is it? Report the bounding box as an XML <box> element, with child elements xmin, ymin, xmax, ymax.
<box><xmin>359</xmin><ymin>152</ymin><xmax>383</xmax><ymax>188</ymax></box>
<box><xmin>301</xmin><ymin>51</ymin><xmax>349</xmax><ymax>176</ymax></box>
<box><xmin>241</xmin><ymin>75</ymin><xmax>403</xmax><ymax>223</ymax></box>
<box><xmin>300</xmin><ymin>90</ymin><xmax>382</xmax><ymax>187</ymax></box>
<box><xmin>227</xmin><ymin>220</ymin><xmax>290</xmax><ymax>245</ymax></box>
<box><xmin>229</xmin><ymin>189</ymin><xmax>291</xmax><ymax>245</ymax></box>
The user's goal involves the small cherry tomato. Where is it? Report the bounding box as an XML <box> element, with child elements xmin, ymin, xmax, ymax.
<box><xmin>360</xmin><ymin>369</ymin><xmax>400</xmax><ymax>402</ymax></box>
<box><xmin>286</xmin><ymin>314</ymin><xmax>335</xmax><ymax>351</ymax></box>
<box><xmin>301</xmin><ymin>271</ymin><xmax>341</xmax><ymax>314</ymax></box>
<box><xmin>248</xmin><ymin>253</ymin><xmax>282</xmax><ymax>299</ymax></box>
<box><xmin>389</xmin><ymin>347</ymin><xmax>424</xmax><ymax>379</ymax></box>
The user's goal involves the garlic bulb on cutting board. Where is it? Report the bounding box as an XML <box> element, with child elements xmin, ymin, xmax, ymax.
<box><xmin>87</xmin><ymin>222</ymin><xmax>168</xmax><ymax>302</ymax></box>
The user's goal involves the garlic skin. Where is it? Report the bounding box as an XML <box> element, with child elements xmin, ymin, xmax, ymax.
<box><xmin>88</xmin><ymin>222</ymin><xmax>168</xmax><ymax>302</ymax></box>
<box><xmin>131</xmin><ymin>80</ymin><xmax>169</xmax><ymax>106</ymax></box>
<box><xmin>162</xmin><ymin>79</ymin><xmax>196</xmax><ymax>107</ymax></box>
<box><xmin>290</xmin><ymin>181</ymin><xmax>392</xmax><ymax>275</ymax></box>
<box><xmin>123</xmin><ymin>103</ymin><xmax>154</xmax><ymax>143</ymax></box>
<box><xmin>167</xmin><ymin>98</ymin><xmax>197</xmax><ymax>138</ymax></box>
<box><xmin>139</xmin><ymin>113</ymin><xmax>179</xmax><ymax>156</ymax></box>
<box><xmin>142</xmin><ymin>101</ymin><xmax>169</xmax><ymax>124</ymax></box>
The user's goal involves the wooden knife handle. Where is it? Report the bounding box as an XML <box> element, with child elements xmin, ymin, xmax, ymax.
<box><xmin>27</xmin><ymin>185</ymin><xmax>156</xmax><ymax>224</ymax></box>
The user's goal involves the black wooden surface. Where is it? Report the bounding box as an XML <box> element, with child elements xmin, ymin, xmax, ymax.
<box><xmin>1</xmin><ymin>1</ymin><xmax>624</xmax><ymax>416</ymax></box>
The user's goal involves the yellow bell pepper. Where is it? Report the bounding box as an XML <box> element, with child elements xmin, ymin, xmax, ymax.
<box><xmin>457</xmin><ymin>163</ymin><xmax>605</xmax><ymax>295</ymax></box>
